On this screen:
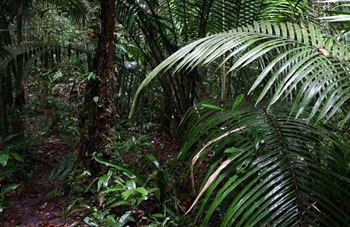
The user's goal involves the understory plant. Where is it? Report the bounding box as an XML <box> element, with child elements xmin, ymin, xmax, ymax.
<box><xmin>64</xmin><ymin>122</ymin><xmax>189</xmax><ymax>226</ymax></box>
<box><xmin>26</xmin><ymin>58</ymin><xmax>86</xmax><ymax>142</ymax></box>
<box><xmin>0</xmin><ymin>134</ymin><xmax>24</xmax><ymax>212</ymax></box>
<box><xmin>66</xmin><ymin>155</ymin><xmax>188</xmax><ymax>227</ymax></box>
<box><xmin>128</xmin><ymin>4</ymin><xmax>350</xmax><ymax>225</ymax></box>
<box><xmin>177</xmin><ymin>100</ymin><xmax>350</xmax><ymax>226</ymax></box>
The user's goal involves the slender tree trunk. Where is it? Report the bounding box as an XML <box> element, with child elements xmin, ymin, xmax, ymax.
<box><xmin>0</xmin><ymin>68</ymin><xmax>12</xmax><ymax>138</ymax></box>
<box><xmin>80</xmin><ymin>0</ymin><xmax>116</xmax><ymax>169</ymax></box>
<box><xmin>0</xmin><ymin>17</ymin><xmax>11</xmax><ymax>45</ymax></box>
<box><xmin>13</xmin><ymin>3</ymin><xmax>25</xmax><ymax>137</ymax></box>
<box><xmin>0</xmin><ymin>18</ymin><xmax>13</xmax><ymax>138</ymax></box>
<box><xmin>0</xmin><ymin>59</ymin><xmax>13</xmax><ymax>137</ymax></box>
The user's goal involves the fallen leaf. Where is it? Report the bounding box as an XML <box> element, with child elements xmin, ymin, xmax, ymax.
<box><xmin>318</xmin><ymin>47</ymin><xmax>330</xmax><ymax>56</ymax></box>
<box><xmin>40</xmin><ymin>202</ymin><xmax>48</xmax><ymax>209</ymax></box>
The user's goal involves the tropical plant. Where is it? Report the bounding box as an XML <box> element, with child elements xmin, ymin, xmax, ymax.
<box><xmin>128</xmin><ymin>1</ymin><xmax>350</xmax><ymax>226</ymax></box>
<box><xmin>177</xmin><ymin>100</ymin><xmax>350</xmax><ymax>226</ymax></box>
<box><xmin>317</xmin><ymin>0</ymin><xmax>350</xmax><ymax>26</ymax></box>
<box><xmin>0</xmin><ymin>134</ymin><xmax>24</xmax><ymax>212</ymax></box>
<box><xmin>0</xmin><ymin>42</ymin><xmax>91</xmax><ymax>137</ymax></box>
<box><xmin>0</xmin><ymin>0</ymin><xmax>93</xmax><ymax>140</ymax></box>
<box><xmin>117</xmin><ymin>0</ymin><xmax>282</xmax><ymax>123</ymax></box>
<box><xmin>66</xmin><ymin>154</ymin><xmax>188</xmax><ymax>226</ymax></box>
<box><xmin>131</xmin><ymin>20</ymin><xmax>350</xmax><ymax>125</ymax></box>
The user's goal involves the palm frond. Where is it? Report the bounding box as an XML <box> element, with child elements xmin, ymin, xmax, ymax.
<box><xmin>36</xmin><ymin>0</ymin><xmax>92</xmax><ymax>24</ymax></box>
<box><xmin>0</xmin><ymin>42</ymin><xmax>92</xmax><ymax>81</ymax></box>
<box><xmin>260</xmin><ymin>0</ymin><xmax>309</xmax><ymax>22</ymax></box>
<box><xmin>171</xmin><ymin>0</ymin><xmax>265</xmax><ymax>38</ymax></box>
<box><xmin>317</xmin><ymin>0</ymin><xmax>350</xmax><ymax>28</ymax></box>
<box><xmin>180</xmin><ymin>100</ymin><xmax>350</xmax><ymax>226</ymax></box>
<box><xmin>130</xmin><ymin>21</ymin><xmax>350</xmax><ymax>124</ymax></box>
<box><xmin>195</xmin><ymin>0</ymin><xmax>264</xmax><ymax>36</ymax></box>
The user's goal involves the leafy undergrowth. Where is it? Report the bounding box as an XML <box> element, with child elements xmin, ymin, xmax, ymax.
<box><xmin>0</xmin><ymin>121</ymin><xmax>192</xmax><ymax>227</ymax></box>
<box><xmin>1</xmin><ymin>62</ymin><xmax>85</xmax><ymax>226</ymax></box>
<box><xmin>57</xmin><ymin>121</ymin><xmax>195</xmax><ymax>227</ymax></box>
<box><xmin>0</xmin><ymin>61</ymin><xmax>196</xmax><ymax>226</ymax></box>
<box><xmin>0</xmin><ymin>137</ymin><xmax>79</xmax><ymax>226</ymax></box>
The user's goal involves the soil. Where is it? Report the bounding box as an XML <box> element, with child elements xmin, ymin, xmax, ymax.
<box><xmin>0</xmin><ymin>137</ymin><xmax>82</xmax><ymax>227</ymax></box>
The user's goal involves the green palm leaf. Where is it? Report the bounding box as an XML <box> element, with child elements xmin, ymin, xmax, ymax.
<box><xmin>130</xmin><ymin>21</ymin><xmax>350</xmax><ymax>124</ymax></box>
<box><xmin>0</xmin><ymin>42</ymin><xmax>91</xmax><ymax>76</ymax></box>
<box><xmin>260</xmin><ymin>0</ymin><xmax>309</xmax><ymax>21</ymax></box>
<box><xmin>317</xmin><ymin>0</ymin><xmax>350</xmax><ymax>30</ymax></box>
<box><xmin>180</xmin><ymin>100</ymin><xmax>350</xmax><ymax>226</ymax></box>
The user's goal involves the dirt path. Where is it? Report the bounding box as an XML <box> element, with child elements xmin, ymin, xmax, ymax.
<box><xmin>1</xmin><ymin>137</ymin><xmax>78</xmax><ymax>227</ymax></box>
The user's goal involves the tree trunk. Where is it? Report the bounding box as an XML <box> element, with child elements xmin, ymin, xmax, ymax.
<box><xmin>79</xmin><ymin>0</ymin><xmax>116</xmax><ymax>169</ymax></box>
<box><xmin>12</xmin><ymin>3</ymin><xmax>25</xmax><ymax>137</ymax></box>
<box><xmin>0</xmin><ymin>17</ymin><xmax>13</xmax><ymax>139</ymax></box>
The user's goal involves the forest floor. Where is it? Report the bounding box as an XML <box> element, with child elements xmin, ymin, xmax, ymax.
<box><xmin>0</xmin><ymin>131</ymin><xmax>181</xmax><ymax>227</ymax></box>
<box><xmin>1</xmin><ymin>137</ymin><xmax>81</xmax><ymax>227</ymax></box>
<box><xmin>1</xmin><ymin>74</ymin><xmax>183</xmax><ymax>226</ymax></box>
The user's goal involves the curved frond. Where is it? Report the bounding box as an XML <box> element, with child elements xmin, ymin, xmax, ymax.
<box><xmin>317</xmin><ymin>0</ymin><xmax>350</xmax><ymax>30</ymax></box>
<box><xmin>38</xmin><ymin>0</ymin><xmax>92</xmax><ymax>24</ymax></box>
<box><xmin>260</xmin><ymin>0</ymin><xmax>309</xmax><ymax>22</ymax></box>
<box><xmin>180</xmin><ymin>100</ymin><xmax>350</xmax><ymax>226</ymax></box>
<box><xmin>130</xmin><ymin>21</ymin><xmax>350</xmax><ymax>124</ymax></box>
<box><xmin>0</xmin><ymin>42</ymin><xmax>92</xmax><ymax>81</ymax></box>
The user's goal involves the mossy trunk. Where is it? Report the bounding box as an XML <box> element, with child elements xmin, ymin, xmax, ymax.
<box><xmin>79</xmin><ymin>0</ymin><xmax>116</xmax><ymax>170</ymax></box>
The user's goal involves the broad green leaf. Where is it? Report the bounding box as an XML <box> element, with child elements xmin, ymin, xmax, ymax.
<box><xmin>136</xmin><ymin>187</ymin><xmax>148</xmax><ymax>196</ymax></box>
<box><xmin>10</xmin><ymin>153</ymin><xmax>24</xmax><ymax>162</ymax></box>
<box><xmin>0</xmin><ymin>153</ymin><xmax>10</xmax><ymax>167</ymax></box>
<box><xmin>97</xmin><ymin>170</ymin><xmax>113</xmax><ymax>191</ymax></box>
<box><xmin>94</xmin><ymin>157</ymin><xmax>145</xmax><ymax>181</ymax></box>
<box><xmin>126</xmin><ymin>180</ymin><xmax>136</xmax><ymax>190</ymax></box>
<box><xmin>122</xmin><ymin>189</ymin><xmax>135</xmax><ymax>200</ymax></box>
<box><xmin>151</xmin><ymin>213</ymin><xmax>165</xmax><ymax>218</ymax></box>
<box><xmin>232</xmin><ymin>94</ymin><xmax>244</xmax><ymax>111</ymax></box>
<box><xmin>110</xmin><ymin>201</ymin><xmax>129</xmax><ymax>208</ymax></box>
<box><xmin>201</xmin><ymin>103</ymin><xmax>223</xmax><ymax>111</ymax></box>
<box><xmin>103</xmin><ymin>185</ymin><xmax>124</xmax><ymax>194</ymax></box>
<box><xmin>1</xmin><ymin>184</ymin><xmax>21</xmax><ymax>195</ymax></box>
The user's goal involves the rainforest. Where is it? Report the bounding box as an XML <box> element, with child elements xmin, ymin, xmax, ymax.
<box><xmin>1</xmin><ymin>0</ymin><xmax>350</xmax><ymax>226</ymax></box>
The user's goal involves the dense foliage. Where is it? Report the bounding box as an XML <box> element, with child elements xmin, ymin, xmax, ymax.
<box><xmin>1</xmin><ymin>0</ymin><xmax>350</xmax><ymax>226</ymax></box>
